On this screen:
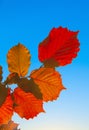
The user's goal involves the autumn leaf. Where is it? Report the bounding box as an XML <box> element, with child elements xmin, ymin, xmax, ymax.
<box><xmin>0</xmin><ymin>89</ymin><xmax>13</xmax><ymax>125</ymax></box>
<box><xmin>0</xmin><ymin>66</ymin><xmax>3</xmax><ymax>82</ymax></box>
<box><xmin>30</xmin><ymin>67</ymin><xmax>65</xmax><ymax>102</ymax></box>
<box><xmin>38</xmin><ymin>27</ymin><xmax>80</xmax><ymax>67</ymax></box>
<box><xmin>7</xmin><ymin>43</ymin><xmax>31</xmax><ymax>77</ymax></box>
<box><xmin>0</xmin><ymin>120</ymin><xmax>20</xmax><ymax>130</ymax></box>
<box><xmin>13</xmin><ymin>87</ymin><xmax>44</xmax><ymax>119</ymax></box>
<box><xmin>5</xmin><ymin>73</ymin><xmax>20</xmax><ymax>85</ymax></box>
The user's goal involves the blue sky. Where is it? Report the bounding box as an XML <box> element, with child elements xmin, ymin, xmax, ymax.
<box><xmin>0</xmin><ymin>0</ymin><xmax>89</xmax><ymax>130</ymax></box>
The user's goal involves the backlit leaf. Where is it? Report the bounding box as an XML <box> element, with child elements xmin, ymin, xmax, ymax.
<box><xmin>0</xmin><ymin>120</ymin><xmax>20</xmax><ymax>130</ymax></box>
<box><xmin>30</xmin><ymin>67</ymin><xmax>65</xmax><ymax>102</ymax></box>
<box><xmin>7</xmin><ymin>43</ymin><xmax>31</xmax><ymax>77</ymax></box>
<box><xmin>38</xmin><ymin>27</ymin><xmax>80</xmax><ymax>67</ymax></box>
<box><xmin>0</xmin><ymin>89</ymin><xmax>13</xmax><ymax>125</ymax></box>
<box><xmin>13</xmin><ymin>87</ymin><xmax>44</xmax><ymax>119</ymax></box>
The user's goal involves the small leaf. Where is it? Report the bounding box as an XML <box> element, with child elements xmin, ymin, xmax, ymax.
<box><xmin>5</xmin><ymin>73</ymin><xmax>20</xmax><ymax>85</ymax></box>
<box><xmin>0</xmin><ymin>120</ymin><xmax>20</xmax><ymax>130</ymax></box>
<box><xmin>38</xmin><ymin>27</ymin><xmax>80</xmax><ymax>67</ymax></box>
<box><xmin>0</xmin><ymin>66</ymin><xmax>3</xmax><ymax>82</ymax></box>
<box><xmin>7</xmin><ymin>43</ymin><xmax>31</xmax><ymax>77</ymax></box>
<box><xmin>13</xmin><ymin>87</ymin><xmax>44</xmax><ymax>119</ymax></box>
<box><xmin>30</xmin><ymin>67</ymin><xmax>65</xmax><ymax>102</ymax></box>
<box><xmin>0</xmin><ymin>89</ymin><xmax>13</xmax><ymax>125</ymax></box>
<box><xmin>18</xmin><ymin>78</ymin><xmax>43</xmax><ymax>99</ymax></box>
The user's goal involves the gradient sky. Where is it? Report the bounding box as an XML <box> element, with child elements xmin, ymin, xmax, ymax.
<box><xmin>0</xmin><ymin>0</ymin><xmax>89</xmax><ymax>130</ymax></box>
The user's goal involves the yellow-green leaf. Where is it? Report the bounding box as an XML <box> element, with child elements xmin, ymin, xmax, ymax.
<box><xmin>7</xmin><ymin>43</ymin><xmax>31</xmax><ymax>77</ymax></box>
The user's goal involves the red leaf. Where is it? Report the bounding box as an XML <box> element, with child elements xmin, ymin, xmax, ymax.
<box><xmin>0</xmin><ymin>89</ymin><xmax>13</xmax><ymax>125</ymax></box>
<box><xmin>13</xmin><ymin>87</ymin><xmax>44</xmax><ymax>119</ymax></box>
<box><xmin>38</xmin><ymin>27</ymin><xmax>80</xmax><ymax>66</ymax></box>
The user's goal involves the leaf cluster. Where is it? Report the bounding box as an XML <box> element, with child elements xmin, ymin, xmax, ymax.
<box><xmin>0</xmin><ymin>26</ymin><xmax>80</xmax><ymax>125</ymax></box>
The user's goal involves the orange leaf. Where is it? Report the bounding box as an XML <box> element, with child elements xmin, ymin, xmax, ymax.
<box><xmin>13</xmin><ymin>87</ymin><xmax>44</xmax><ymax>119</ymax></box>
<box><xmin>38</xmin><ymin>27</ymin><xmax>80</xmax><ymax>67</ymax></box>
<box><xmin>0</xmin><ymin>89</ymin><xmax>13</xmax><ymax>125</ymax></box>
<box><xmin>30</xmin><ymin>67</ymin><xmax>65</xmax><ymax>102</ymax></box>
<box><xmin>7</xmin><ymin>43</ymin><xmax>31</xmax><ymax>77</ymax></box>
<box><xmin>0</xmin><ymin>120</ymin><xmax>20</xmax><ymax>130</ymax></box>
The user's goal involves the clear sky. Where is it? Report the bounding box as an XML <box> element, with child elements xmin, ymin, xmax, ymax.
<box><xmin>0</xmin><ymin>0</ymin><xmax>89</xmax><ymax>130</ymax></box>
